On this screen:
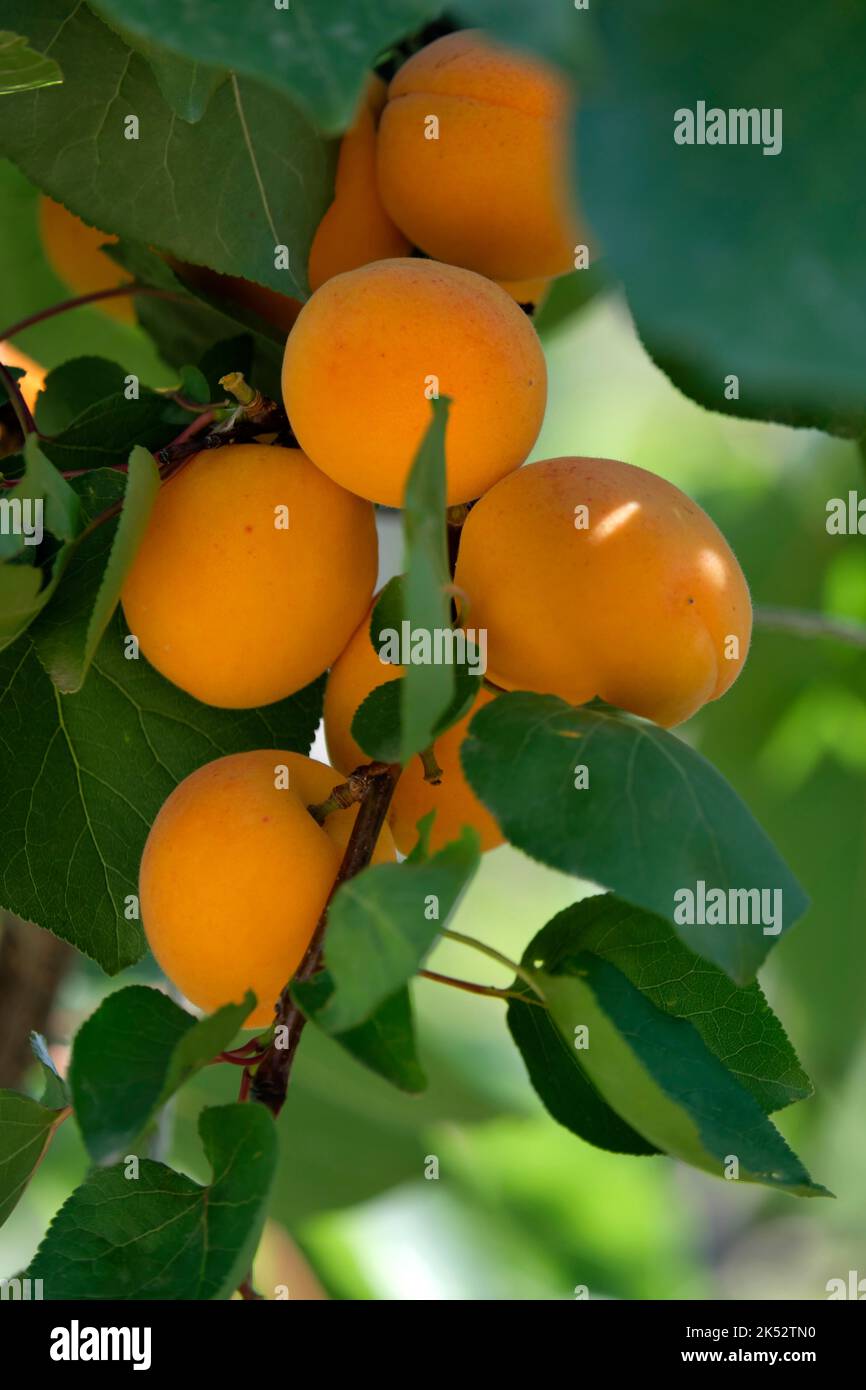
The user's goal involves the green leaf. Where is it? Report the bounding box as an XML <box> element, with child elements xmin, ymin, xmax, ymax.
<box><xmin>296</xmin><ymin>975</ymin><xmax>426</xmax><ymax>1093</ymax></box>
<box><xmin>32</xmin><ymin>450</ymin><xmax>161</xmax><ymax>693</ymax></box>
<box><xmin>177</xmin><ymin>364</ymin><xmax>210</xmax><ymax>404</ymax></box>
<box><xmin>462</xmin><ymin>693</ymin><xmax>808</xmax><ymax>983</ymax></box>
<box><xmin>400</xmin><ymin>397</ymin><xmax>457</xmax><ymax>762</ymax></box>
<box><xmin>0</xmin><ymin>30</ymin><xmax>62</xmax><ymax>94</ymax></box>
<box><xmin>34</xmin><ymin>357</ymin><xmax>127</xmax><ymax>435</ymax></box>
<box><xmin>0</xmin><ymin>161</ymin><xmax>168</xmax><ymax>381</ymax></box>
<box><xmin>39</xmin><ymin>386</ymin><xmax>179</xmax><ymax>472</ymax></box>
<box><xmin>69</xmin><ymin>985</ymin><xmax>254</xmax><ymax>1161</ymax></box>
<box><xmin>295</xmin><ymin>828</ymin><xmax>480</xmax><ymax>1034</ymax></box>
<box><xmin>510</xmin><ymin>897</ymin><xmax>811</xmax><ymax>1155</ymax></box>
<box><xmin>353</xmin><ymin>571</ymin><xmax>479</xmax><ymax>761</ymax></box>
<box><xmin>534</xmin><ymin>262</ymin><xmax>611</xmax><ymax>340</ymax></box>
<box><xmin>0</xmin><ymin>612</ymin><xmax>324</xmax><ymax>974</ymax></box>
<box><xmin>89</xmin><ymin>0</ymin><xmax>442</xmax><ymax>133</ymax></box>
<box><xmin>29</xmin><ymin>1032</ymin><xmax>70</xmax><ymax>1110</ymax></box>
<box><xmin>0</xmin><ymin>1091</ymin><xmax>67</xmax><ymax>1230</ymax></box>
<box><xmin>93</xmin><ymin>14</ymin><xmax>226</xmax><ymax>124</ymax></box>
<box><xmin>582</xmin><ymin>0</ymin><xmax>866</xmax><ymax>433</ymax></box>
<box><xmin>0</xmin><ymin>435</ymin><xmax>81</xmax><ymax>650</ymax></box>
<box><xmin>454</xmin><ymin>0</ymin><xmax>598</xmax><ymax>73</ymax></box>
<box><xmin>28</xmin><ymin>1103</ymin><xmax>277</xmax><ymax>1298</ymax></box>
<box><xmin>540</xmin><ymin>953</ymin><xmax>828</xmax><ymax>1197</ymax></box>
<box><xmin>0</xmin><ymin>1</ymin><xmax>335</xmax><ymax>299</ymax></box>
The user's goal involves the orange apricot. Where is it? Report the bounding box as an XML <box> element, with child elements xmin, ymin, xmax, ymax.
<box><xmin>324</xmin><ymin>603</ymin><xmax>503</xmax><ymax>854</ymax></box>
<box><xmin>121</xmin><ymin>443</ymin><xmax>377</xmax><ymax>708</ymax></box>
<box><xmin>282</xmin><ymin>258</ymin><xmax>547</xmax><ymax>508</ymax></box>
<box><xmin>454</xmin><ymin>457</ymin><xmax>752</xmax><ymax>727</ymax></box>
<box><xmin>376</xmin><ymin>30</ymin><xmax>582</xmax><ymax>281</ymax></box>
<box><xmin>308</xmin><ymin>76</ymin><xmax>411</xmax><ymax>291</ymax></box>
<box><xmin>140</xmin><ymin>751</ymin><xmax>396</xmax><ymax>1027</ymax></box>
<box><xmin>38</xmin><ymin>197</ymin><xmax>135</xmax><ymax>324</ymax></box>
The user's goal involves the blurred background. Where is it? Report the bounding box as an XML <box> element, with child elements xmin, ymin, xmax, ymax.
<box><xmin>1</xmin><ymin>269</ymin><xmax>864</xmax><ymax>1301</ymax></box>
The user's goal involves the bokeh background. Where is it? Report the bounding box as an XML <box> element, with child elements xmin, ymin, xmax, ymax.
<box><xmin>1</xmin><ymin>244</ymin><xmax>864</xmax><ymax>1300</ymax></box>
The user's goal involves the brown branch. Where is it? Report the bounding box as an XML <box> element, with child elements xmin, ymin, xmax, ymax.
<box><xmin>0</xmin><ymin>360</ymin><xmax>36</xmax><ymax>438</ymax></box>
<box><xmin>250</xmin><ymin>762</ymin><xmax>401</xmax><ymax>1115</ymax></box>
<box><xmin>0</xmin><ymin>284</ymin><xmax>184</xmax><ymax>341</ymax></box>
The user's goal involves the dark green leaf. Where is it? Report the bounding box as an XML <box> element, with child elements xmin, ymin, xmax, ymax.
<box><xmin>177</xmin><ymin>364</ymin><xmax>210</xmax><ymax>404</ymax></box>
<box><xmin>34</xmin><ymin>358</ymin><xmax>128</xmax><ymax>435</ymax></box>
<box><xmin>0</xmin><ymin>1091</ymin><xmax>66</xmax><ymax>1229</ymax></box>
<box><xmin>462</xmin><ymin>693</ymin><xmax>808</xmax><ymax>983</ymax></box>
<box><xmin>32</xmin><ymin>449</ymin><xmax>161</xmax><ymax>693</ymax></box>
<box><xmin>28</xmin><ymin>1103</ymin><xmax>277</xmax><ymax>1298</ymax></box>
<box><xmin>540</xmin><ymin>953</ymin><xmax>828</xmax><ymax>1196</ymax></box>
<box><xmin>39</xmin><ymin>388</ymin><xmax>178</xmax><ymax>472</ymax></box>
<box><xmin>582</xmin><ymin>0</ymin><xmax>866</xmax><ymax>433</ymax></box>
<box><xmin>0</xmin><ymin>436</ymin><xmax>80</xmax><ymax>650</ymax></box>
<box><xmin>296</xmin><ymin>974</ymin><xmax>425</xmax><ymax>1092</ymax></box>
<box><xmin>0</xmin><ymin>1</ymin><xmax>335</xmax><ymax>299</ymax></box>
<box><xmin>29</xmin><ymin>1032</ymin><xmax>70</xmax><ymax>1110</ymax></box>
<box><xmin>0</xmin><ymin>612</ymin><xmax>324</xmax><ymax>973</ymax></box>
<box><xmin>69</xmin><ymin>985</ymin><xmax>254</xmax><ymax>1161</ymax></box>
<box><xmin>0</xmin><ymin>30</ymin><xmax>62</xmax><ymax>94</ymax></box>
<box><xmin>89</xmin><ymin>0</ymin><xmax>442</xmax><ymax>133</ymax></box>
<box><xmin>295</xmin><ymin>827</ymin><xmax>480</xmax><ymax>1033</ymax></box>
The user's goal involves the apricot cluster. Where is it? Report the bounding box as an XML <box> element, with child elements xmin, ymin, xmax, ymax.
<box><xmin>128</xmin><ymin>28</ymin><xmax>751</xmax><ymax>1027</ymax></box>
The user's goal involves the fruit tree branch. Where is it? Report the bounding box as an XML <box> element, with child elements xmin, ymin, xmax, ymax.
<box><xmin>250</xmin><ymin>762</ymin><xmax>402</xmax><ymax>1115</ymax></box>
<box><xmin>753</xmin><ymin>605</ymin><xmax>866</xmax><ymax>650</ymax></box>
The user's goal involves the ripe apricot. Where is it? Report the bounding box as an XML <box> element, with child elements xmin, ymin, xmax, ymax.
<box><xmin>324</xmin><ymin>604</ymin><xmax>503</xmax><ymax>854</ymax></box>
<box><xmin>121</xmin><ymin>443</ymin><xmax>377</xmax><ymax>708</ymax></box>
<box><xmin>282</xmin><ymin>258</ymin><xmax>547</xmax><ymax>508</ymax></box>
<box><xmin>0</xmin><ymin>342</ymin><xmax>46</xmax><ymax>412</ymax></box>
<box><xmin>454</xmin><ymin>457</ymin><xmax>752</xmax><ymax>727</ymax></box>
<box><xmin>376</xmin><ymin>30</ymin><xmax>582</xmax><ymax>281</ymax></box>
<box><xmin>308</xmin><ymin>76</ymin><xmax>411</xmax><ymax>291</ymax></box>
<box><xmin>140</xmin><ymin>750</ymin><xmax>396</xmax><ymax>1027</ymax></box>
<box><xmin>39</xmin><ymin>197</ymin><xmax>134</xmax><ymax>324</ymax></box>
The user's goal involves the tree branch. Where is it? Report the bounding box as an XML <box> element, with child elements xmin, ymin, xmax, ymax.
<box><xmin>250</xmin><ymin>762</ymin><xmax>401</xmax><ymax>1115</ymax></box>
<box><xmin>753</xmin><ymin>605</ymin><xmax>866</xmax><ymax>650</ymax></box>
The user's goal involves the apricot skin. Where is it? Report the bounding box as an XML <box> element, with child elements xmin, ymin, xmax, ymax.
<box><xmin>376</xmin><ymin>30</ymin><xmax>581</xmax><ymax>281</ymax></box>
<box><xmin>39</xmin><ymin>197</ymin><xmax>134</xmax><ymax>324</ymax></box>
<box><xmin>324</xmin><ymin>605</ymin><xmax>503</xmax><ymax>855</ymax></box>
<box><xmin>308</xmin><ymin>76</ymin><xmax>410</xmax><ymax>290</ymax></box>
<box><xmin>121</xmin><ymin>443</ymin><xmax>377</xmax><ymax>709</ymax></box>
<box><xmin>454</xmin><ymin>457</ymin><xmax>752</xmax><ymax>728</ymax></box>
<box><xmin>140</xmin><ymin>751</ymin><xmax>396</xmax><ymax>1028</ymax></box>
<box><xmin>282</xmin><ymin>258</ymin><xmax>547</xmax><ymax>508</ymax></box>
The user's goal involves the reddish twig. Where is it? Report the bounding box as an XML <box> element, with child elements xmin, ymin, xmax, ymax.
<box><xmin>250</xmin><ymin>762</ymin><xmax>402</xmax><ymax>1115</ymax></box>
<box><xmin>0</xmin><ymin>284</ymin><xmax>184</xmax><ymax>341</ymax></box>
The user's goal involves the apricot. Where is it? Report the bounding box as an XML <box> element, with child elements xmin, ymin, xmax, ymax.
<box><xmin>454</xmin><ymin>457</ymin><xmax>752</xmax><ymax>728</ymax></box>
<box><xmin>376</xmin><ymin>30</ymin><xmax>582</xmax><ymax>281</ymax></box>
<box><xmin>140</xmin><ymin>750</ymin><xmax>396</xmax><ymax>1027</ymax></box>
<box><xmin>308</xmin><ymin>76</ymin><xmax>411</xmax><ymax>291</ymax></box>
<box><xmin>282</xmin><ymin>258</ymin><xmax>547</xmax><ymax>508</ymax></box>
<box><xmin>0</xmin><ymin>342</ymin><xmax>46</xmax><ymax>412</ymax></box>
<box><xmin>38</xmin><ymin>197</ymin><xmax>135</xmax><ymax>324</ymax></box>
<box><xmin>324</xmin><ymin>603</ymin><xmax>503</xmax><ymax>854</ymax></box>
<box><xmin>121</xmin><ymin>443</ymin><xmax>377</xmax><ymax>708</ymax></box>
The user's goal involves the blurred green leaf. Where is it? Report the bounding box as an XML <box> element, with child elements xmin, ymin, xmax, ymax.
<box><xmin>462</xmin><ymin>693</ymin><xmax>808</xmax><ymax>983</ymax></box>
<box><xmin>582</xmin><ymin>0</ymin><xmax>866</xmax><ymax>432</ymax></box>
<box><xmin>28</xmin><ymin>1103</ymin><xmax>276</xmax><ymax>1298</ymax></box>
<box><xmin>89</xmin><ymin>0</ymin><xmax>442</xmax><ymax>133</ymax></box>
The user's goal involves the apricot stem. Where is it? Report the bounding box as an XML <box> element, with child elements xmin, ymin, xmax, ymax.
<box><xmin>307</xmin><ymin>761</ymin><xmax>394</xmax><ymax>824</ymax></box>
<box><xmin>419</xmin><ymin>746</ymin><xmax>443</xmax><ymax>783</ymax></box>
